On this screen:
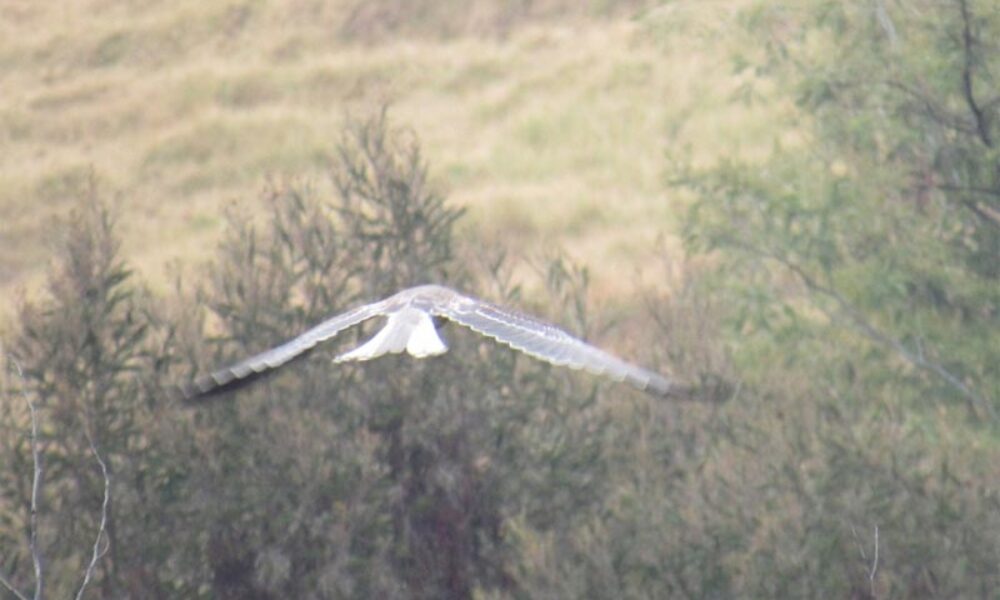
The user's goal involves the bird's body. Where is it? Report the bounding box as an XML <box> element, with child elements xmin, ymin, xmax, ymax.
<box><xmin>335</xmin><ymin>304</ymin><xmax>447</xmax><ymax>361</ymax></box>
<box><xmin>184</xmin><ymin>284</ymin><xmax>686</xmax><ymax>399</ymax></box>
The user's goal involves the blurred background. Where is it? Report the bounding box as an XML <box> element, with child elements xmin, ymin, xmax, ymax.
<box><xmin>1</xmin><ymin>1</ymin><xmax>997</xmax><ymax>598</ymax></box>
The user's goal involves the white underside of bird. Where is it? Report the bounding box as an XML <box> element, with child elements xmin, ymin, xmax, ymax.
<box><xmin>334</xmin><ymin>306</ymin><xmax>448</xmax><ymax>362</ymax></box>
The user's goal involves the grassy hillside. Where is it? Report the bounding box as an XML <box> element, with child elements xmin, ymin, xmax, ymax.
<box><xmin>0</xmin><ymin>0</ymin><xmax>771</xmax><ymax>307</ymax></box>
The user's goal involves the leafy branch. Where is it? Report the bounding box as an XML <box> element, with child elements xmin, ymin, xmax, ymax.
<box><xmin>751</xmin><ymin>245</ymin><xmax>994</xmax><ymax>419</ymax></box>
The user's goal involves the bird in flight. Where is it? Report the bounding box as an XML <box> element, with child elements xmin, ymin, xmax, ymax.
<box><xmin>183</xmin><ymin>284</ymin><xmax>688</xmax><ymax>399</ymax></box>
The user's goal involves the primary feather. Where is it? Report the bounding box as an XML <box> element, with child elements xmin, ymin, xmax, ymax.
<box><xmin>183</xmin><ymin>284</ymin><xmax>688</xmax><ymax>399</ymax></box>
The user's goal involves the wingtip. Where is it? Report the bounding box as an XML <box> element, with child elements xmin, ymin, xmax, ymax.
<box><xmin>174</xmin><ymin>369</ymin><xmax>245</xmax><ymax>403</ymax></box>
<box><xmin>661</xmin><ymin>381</ymin><xmax>697</xmax><ymax>401</ymax></box>
<box><xmin>173</xmin><ymin>376</ymin><xmax>216</xmax><ymax>404</ymax></box>
<box><xmin>648</xmin><ymin>373</ymin><xmax>734</xmax><ymax>403</ymax></box>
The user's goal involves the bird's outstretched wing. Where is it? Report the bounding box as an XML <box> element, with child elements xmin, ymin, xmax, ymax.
<box><xmin>182</xmin><ymin>284</ymin><xmax>690</xmax><ymax>401</ymax></box>
<box><xmin>430</xmin><ymin>291</ymin><xmax>686</xmax><ymax>397</ymax></box>
<box><xmin>182</xmin><ymin>298</ymin><xmax>389</xmax><ymax>399</ymax></box>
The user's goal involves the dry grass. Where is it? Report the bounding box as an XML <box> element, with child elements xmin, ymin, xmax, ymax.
<box><xmin>0</xmin><ymin>0</ymin><xmax>779</xmax><ymax>309</ymax></box>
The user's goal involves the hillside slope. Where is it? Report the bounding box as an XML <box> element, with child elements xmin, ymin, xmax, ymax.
<box><xmin>1</xmin><ymin>0</ymin><xmax>767</xmax><ymax>305</ymax></box>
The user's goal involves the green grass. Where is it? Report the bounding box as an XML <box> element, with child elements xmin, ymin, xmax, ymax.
<box><xmin>0</xmin><ymin>0</ymin><xmax>773</xmax><ymax>307</ymax></box>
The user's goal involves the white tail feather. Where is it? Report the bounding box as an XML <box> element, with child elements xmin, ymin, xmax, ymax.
<box><xmin>406</xmin><ymin>312</ymin><xmax>448</xmax><ymax>357</ymax></box>
<box><xmin>335</xmin><ymin>307</ymin><xmax>447</xmax><ymax>362</ymax></box>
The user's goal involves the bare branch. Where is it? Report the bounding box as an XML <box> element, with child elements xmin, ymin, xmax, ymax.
<box><xmin>0</xmin><ymin>573</ymin><xmax>30</xmax><ymax>600</ymax></box>
<box><xmin>956</xmin><ymin>198</ymin><xmax>1000</xmax><ymax>229</ymax></box>
<box><xmin>926</xmin><ymin>184</ymin><xmax>1000</xmax><ymax>230</ymax></box>
<box><xmin>794</xmin><ymin>260</ymin><xmax>991</xmax><ymax>417</ymax></box>
<box><xmin>869</xmin><ymin>524</ymin><xmax>879</xmax><ymax>596</ymax></box>
<box><xmin>957</xmin><ymin>0</ymin><xmax>993</xmax><ymax>147</ymax></box>
<box><xmin>2</xmin><ymin>354</ymin><xmax>113</xmax><ymax>600</ymax></box>
<box><xmin>3</xmin><ymin>358</ymin><xmax>46</xmax><ymax>600</ymax></box>
<box><xmin>74</xmin><ymin>421</ymin><xmax>111</xmax><ymax>600</ymax></box>
<box><xmin>874</xmin><ymin>0</ymin><xmax>897</xmax><ymax>47</ymax></box>
<box><xmin>934</xmin><ymin>183</ymin><xmax>1000</xmax><ymax>199</ymax></box>
<box><xmin>885</xmin><ymin>80</ymin><xmax>977</xmax><ymax>137</ymax></box>
<box><xmin>851</xmin><ymin>524</ymin><xmax>868</xmax><ymax>562</ymax></box>
<box><xmin>851</xmin><ymin>523</ymin><xmax>880</xmax><ymax>597</ymax></box>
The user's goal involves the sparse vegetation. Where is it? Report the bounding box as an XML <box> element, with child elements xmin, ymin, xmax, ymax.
<box><xmin>0</xmin><ymin>0</ymin><xmax>760</xmax><ymax>304</ymax></box>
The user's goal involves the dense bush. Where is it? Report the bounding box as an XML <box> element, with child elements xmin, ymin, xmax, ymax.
<box><xmin>0</xmin><ymin>112</ymin><xmax>681</xmax><ymax>598</ymax></box>
<box><xmin>2</xmin><ymin>183</ymin><xmax>175</xmax><ymax>598</ymax></box>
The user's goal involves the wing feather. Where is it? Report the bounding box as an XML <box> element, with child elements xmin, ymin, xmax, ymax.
<box><xmin>182</xmin><ymin>284</ymin><xmax>689</xmax><ymax>401</ymax></box>
<box><xmin>184</xmin><ymin>299</ymin><xmax>389</xmax><ymax>399</ymax></box>
<box><xmin>432</xmin><ymin>293</ymin><xmax>679</xmax><ymax>396</ymax></box>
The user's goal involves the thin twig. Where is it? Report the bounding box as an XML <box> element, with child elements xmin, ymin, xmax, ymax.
<box><xmin>884</xmin><ymin>79</ymin><xmax>976</xmax><ymax>137</ymax></box>
<box><xmin>957</xmin><ymin>0</ymin><xmax>993</xmax><ymax>147</ymax></box>
<box><xmin>933</xmin><ymin>183</ymin><xmax>1000</xmax><ymax>199</ymax></box>
<box><xmin>796</xmin><ymin>262</ymin><xmax>990</xmax><ymax>417</ymax></box>
<box><xmin>2</xmin><ymin>355</ymin><xmax>113</xmax><ymax>600</ymax></box>
<box><xmin>850</xmin><ymin>523</ymin><xmax>880</xmax><ymax>597</ymax></box>
<box><xmin>869</xmin><ymin>525</ymin><xmax>880</xmax><ymax>596</ymax></box>
<box><xmin>0</xmin><ymin>379</ymin><xmax>28</xmax><ymax>600</ymax></box>
<box><xmin>874</xmin><ymin>0</ymin><xmax>898</xmax><ymax>47</ymax></box>
<box><xmin>5</xmin><ymin>358</ymin><xmax>45</xmax><ymax>600</ymax></box>
<box><xmin>851</xmin><ymin>524</ymin><xmax>868</xmax><ymax>561</ymax></box>
<box><xmin>750</xmin><ymin>246</ymin><xmax>994</xmax><ymax>419</ymax></box>
<box><xmin>0</xmin><ymin>574</ymin><xmax>30</xmax><ymax>600</ymax></box>
<box><xmin>74</xmin><ymin>420</ymin><xmax>111</xmax><ymax>600</ymax></box>
<box><xmin>929</xmin><ymin>186</ymin><xmax>1000</xmax><ymax>230</ymax></box>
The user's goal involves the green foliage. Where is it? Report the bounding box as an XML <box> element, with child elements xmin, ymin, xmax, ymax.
<box><xmin>669</xmin><ymin>0</ymin><xmax>1000</xmax><ymax>597</ymax></box>
<box><xmin>167</xmin><ymin>109</ymin><xmax>665</xmax><ymax>599</ymax></box>
<box><xmin>684</xmin><ymin>0</ymin><xmax>998</xmax><ymax>416</ymax></box>
<box><xmin>3</xmin><ymin>182</ymin><xmax>175</xmax><ymax>597</ymax></box>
